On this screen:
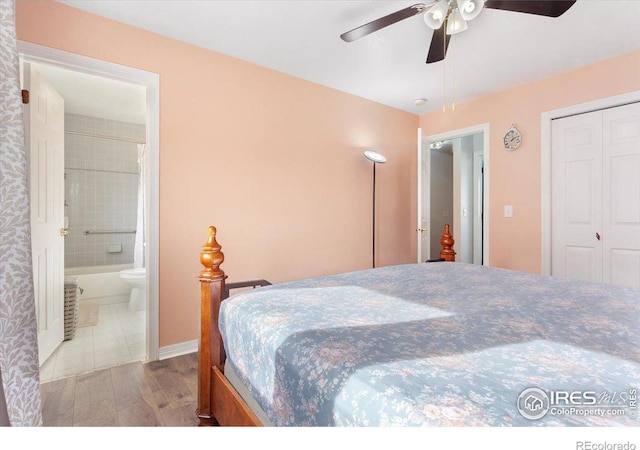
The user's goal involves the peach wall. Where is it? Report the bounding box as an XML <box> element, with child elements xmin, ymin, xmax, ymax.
<box><xmin>419</xmin><ymin>50</ymin><xmax>640</xmax><ymax>273</ymax></box>
<box><xmin>16</xmin><ymin>1</ymin><xmax>418</xmax><ymax>347</ymax></box>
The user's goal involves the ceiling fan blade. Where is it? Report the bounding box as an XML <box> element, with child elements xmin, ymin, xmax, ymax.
<box><xmin>484</xmin><ymin>1</ymin><xmax>576</xmax><ymax>17</ymax></box>
<box><xmin>426</xmin><ymin>26</ymin><xmax>451</xmax><ymax>64</ymax></box>
<box><xmin>340</xmin><ymin>3</ymin><xmax>428</xmax><ymax>42</ymax></box>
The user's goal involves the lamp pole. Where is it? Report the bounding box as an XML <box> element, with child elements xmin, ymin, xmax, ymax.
<box><xmin>363</xmin><ymin>151</ymin><xmax>387</xmax><ymax>268</ymax></box>
<box><xmin>372</xmin><ymin>162</ymin><xmax>376</xmax><ymax>268</ymax></box>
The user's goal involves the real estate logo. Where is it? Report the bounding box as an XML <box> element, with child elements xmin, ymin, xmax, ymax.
<box><xmin>517</xmin><ymin>387</ymin><xmax>637</xmax><ymax>420</ymax></box>
<box><xmin>517</xmin><ymin>387</ymin><xmax>550</xmax><ymax>420</ymax></box>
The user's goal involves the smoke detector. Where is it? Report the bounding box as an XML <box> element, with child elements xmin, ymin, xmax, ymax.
<box><xmin>414</xmin><ymin>98</ymin><xmax>427</xmax><ymax>106</ymax></box>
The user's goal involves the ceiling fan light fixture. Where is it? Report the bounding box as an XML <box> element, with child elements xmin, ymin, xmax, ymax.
<box><xmin>423</xmin><ymin>0</ymin><xmax>449</xmax><ymax>30</ymax></box>
<box><xmin>457</xmin><ymin>0</ymin><xmax>484</xmax><ymax>21</ymax></box>
<box><xmin>341</xmin><ymin>0</ymin><xmax>576</xmax><ymax>64</ymax></box>
<box><xmin>446</xmin><ymin>8</ymin><xmax>468</xmax><ymax>35</ymax></box>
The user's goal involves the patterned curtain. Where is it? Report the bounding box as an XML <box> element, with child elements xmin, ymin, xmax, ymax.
<box><xmin>0</xmin><ymin>0</ymin><xmax>43</xmax><ymax>426</ymax></box>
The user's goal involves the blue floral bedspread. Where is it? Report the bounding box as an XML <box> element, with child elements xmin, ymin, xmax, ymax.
<box><xmin>219</xmin><ymin>263</ymin><xmax>640</xmax><ymax>426</ymax></box>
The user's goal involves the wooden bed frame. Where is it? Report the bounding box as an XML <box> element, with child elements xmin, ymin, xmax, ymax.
<box><xmin>196</xmin><ymin>224</ymin><xmax>456</xmax><ymax>426</ymax></box>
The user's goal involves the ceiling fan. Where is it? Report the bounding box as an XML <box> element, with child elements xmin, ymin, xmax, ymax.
<box><xmin>340</xmin><ymin>1</ymin><xmax>576</xmax><ymax>64</ymax></box>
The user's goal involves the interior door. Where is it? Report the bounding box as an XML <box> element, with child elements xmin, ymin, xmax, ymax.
<box><xmin>551</xmin><ymin>110</ymin><xmax>603</xmax><ymax>283</ymax></box>
<box><xmin>473</xmin><ymin>151</ymin><xmax>484</xmax><ymax>265</ymax></box>
<box><xmin>417</xmin><ymin>129</ymin><xmax>430</xmax><ymax>262</ymax></box>
<box><xmin>602</xmin><ymin>102</ymin><xmax>640</xmax><ymax>289</ymax></box>
<box><xmin>552</xmin><ymin>102</ymin><xmax>640</xmax><ymax>288</ymax></box>
<box><xmin>23</xmin><ymin>63</ymin><xmax>66</xmax><ymax>365</ymax></box>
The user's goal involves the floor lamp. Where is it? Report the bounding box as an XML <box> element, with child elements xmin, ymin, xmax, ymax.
<box><xmin>364</xmin><ymin>150</ymin><xmax>387</xmax><ymax>268</ymax></box>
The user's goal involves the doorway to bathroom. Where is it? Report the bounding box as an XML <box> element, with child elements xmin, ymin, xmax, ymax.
<box><xmin>417</xmin><ymin>124</ymin><xmax>490</xmax><ymax>265</ymax></box>
<box><xmin>19</xmin><ymin>42</ymin><xmax>160</xmax><ymax>382</ymax></box>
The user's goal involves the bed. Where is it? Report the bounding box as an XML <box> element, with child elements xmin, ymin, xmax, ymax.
<box><xmin>196</xmin><ymin>225</ymin><xmax>639</xmax><ymax>427</ymax></box>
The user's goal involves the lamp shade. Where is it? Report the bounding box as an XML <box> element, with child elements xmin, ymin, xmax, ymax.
<box><xmin>364</xmin><ymin>150</ymin><xmax>387</xmax><ymax>164</ymax></box>
<box><xmin>457</xmin><ymin>0</ymin><xmax>484</xmax><ymax>21</ymax></box>
<box><xmin>446</xmin><ymin>8</ymin><xmax>468</xmax><ymax>35</ymax></box>
<box><xmin>423</xmin><ymin>0</ymin><xmax>449</xmax><ymax>30</ymax></box>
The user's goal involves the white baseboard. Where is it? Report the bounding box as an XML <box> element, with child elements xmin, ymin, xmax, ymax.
<box><xmin>158</xmin><ymin>339</ymin><xmax>198</xmax><ymax>360</ymax></box>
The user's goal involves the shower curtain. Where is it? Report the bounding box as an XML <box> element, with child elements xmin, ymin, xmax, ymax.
<box><xmin>0</xmin><ymin>0</ymin><xmax>43</xmax><ymax>426</ymax></box>
<box><xmin>133</xmin><ymin>143</ymin><xmax>145</xmax><ymax>268</ymax></box>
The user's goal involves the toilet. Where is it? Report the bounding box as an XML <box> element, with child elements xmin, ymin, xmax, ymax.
<box><xmin>119</xmin><ymin>267</ymin><xmax>146</xmax><ymax>311</ymax></box>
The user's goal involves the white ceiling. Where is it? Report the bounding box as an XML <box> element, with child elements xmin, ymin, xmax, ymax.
<box><xmin>55</xmin><ymin>0</ymin><xmax>640</xmax><ymax>115</ymax></box>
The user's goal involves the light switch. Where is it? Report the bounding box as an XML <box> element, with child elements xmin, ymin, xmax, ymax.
<box><xmin>504</xmin><ymin>205</ymin><xmax>513</xmax><ymax>218</ymax></box>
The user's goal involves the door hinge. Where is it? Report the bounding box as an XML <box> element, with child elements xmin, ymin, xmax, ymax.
<box><xmin>21</xmin><ymin>89</ymin><xmax>29</xmax><ymax>104</ymax></box>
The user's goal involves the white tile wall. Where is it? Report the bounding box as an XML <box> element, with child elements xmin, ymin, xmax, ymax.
<box><xmin>64</xmin><ymin>113</ymin><xmax>146</xmax><ymax>268</ymax></box>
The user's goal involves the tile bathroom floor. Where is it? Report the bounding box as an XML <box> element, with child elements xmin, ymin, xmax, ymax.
<box><xmin>40</xmin><ymin>299</ymin><xmax>146</xmax><ymax>383</ymax></box>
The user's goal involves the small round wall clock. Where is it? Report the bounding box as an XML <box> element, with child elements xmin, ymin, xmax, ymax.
<box><xmin>503</xmin><ymin>124</ymin><xmax>522</xmax><ymax>151</ymax></box>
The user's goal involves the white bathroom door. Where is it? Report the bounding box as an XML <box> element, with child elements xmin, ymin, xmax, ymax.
<box><xmin>23</xmin><ymin>63</ymin><xmax>66</xmax><ymax>365</ymax></box>
<box><xmin>473</xmin><ymin>151</ymin><xmax>484</xmax><ymax>265</ymax></box>
<box><xmin>417</xmin><ymin>129</ymin><xmax>430</xmax><ymax>262</ymax></box>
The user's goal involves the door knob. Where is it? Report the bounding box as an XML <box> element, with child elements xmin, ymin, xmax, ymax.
<box><xmin>60</xmin><ymin>228</ymin><xmax>69</xmax><ymax>236</ymax></box>
<box><xmin>596</xmin><ymin>232</ymin><xmax>600</xmax><ymax>241</ymax></box>
<box><xmin>416</xmin><ymin>228</ymin><xmax>426</xmax><ymax>232</ymax></box>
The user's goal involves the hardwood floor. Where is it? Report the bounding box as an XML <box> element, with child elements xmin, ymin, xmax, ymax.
<box><xmin>40</xmin><ymin>352</ymin><xmax>200</xmax><ymax>426</ymax></box>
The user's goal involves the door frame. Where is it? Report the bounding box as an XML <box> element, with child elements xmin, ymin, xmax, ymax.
<box><xmin>540</xmin><ymin>90</ymin><xmax>640</xmax><ymax>276</ymax></box>
<box><xmin>419</xmin><ymin>123</ymin><xmax>490</xmax><ymax>265</ymax></box>
<box><xmin>18</xmin><ymin>41</ymin><xmax>161</xmax><ymax>362</ymax></box>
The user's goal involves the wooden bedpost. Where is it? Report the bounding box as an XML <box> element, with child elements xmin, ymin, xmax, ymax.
<box><xmin>439</xmin><ymin>224</ymin><xmax>456</xmax><ymax>262</ymax></box>
<box><xmin>197</xmin><ymin>226</ymin><xmax>226</xmax><ymax>426</ymax></box>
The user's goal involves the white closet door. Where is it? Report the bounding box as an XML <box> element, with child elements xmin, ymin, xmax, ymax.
<box><xmin>551</xmin><ymin>110</ymin><xmax>603</xmax><ymax>283</ymax></box>
<box><xmin>602</xmin><ymin>102</ymin><xmax>640</xmax><ymax>289</ymax></box>
<box><xmin>552</xmin><ymin>102</ymin><xmax>640</xmax><ymax>288</ymax></box>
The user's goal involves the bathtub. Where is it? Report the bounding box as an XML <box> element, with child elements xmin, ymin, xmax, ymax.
<box><xmin>64</xmin><ymin>264</ymin><xmax>132</xmax><ymax>305</ymax></box>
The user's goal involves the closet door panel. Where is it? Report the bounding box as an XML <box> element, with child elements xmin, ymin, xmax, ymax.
<box><xmin>551</xmin><ymin>110</ymin><xmax>603</xmax><ymax>283</ymax></box>
<box><xmin>602</xmin><ymin>102</ymin><xmax>640</xmax><ymax>288</ymax></box>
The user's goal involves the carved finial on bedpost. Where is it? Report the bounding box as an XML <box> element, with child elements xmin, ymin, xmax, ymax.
<box><xmin>200</xmin><ymin>225</ymin><xmax>225</xmax><ymax>281</ymax></box>
<box><xmin>197</xmin><ymin>226</ymin><xmax>226</xmax><ymax>426</ymax></box>
<box><xmin>439</xmin><ymin>224</ymin><xmax>456</xmax><ymax>262</ymax></box>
